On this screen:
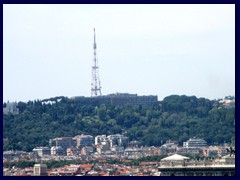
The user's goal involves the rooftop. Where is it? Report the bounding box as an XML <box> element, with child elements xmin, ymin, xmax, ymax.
<box><xmin>161</xmin><ymin>154</ymin><xmax>190</xmax><ymax>161</ymax></box>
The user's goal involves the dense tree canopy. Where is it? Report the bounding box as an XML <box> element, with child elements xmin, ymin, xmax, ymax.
<box><xmin>3</xmin><ymin>95</ymin><xmax>235</xmax><ymax>151</ymax></box>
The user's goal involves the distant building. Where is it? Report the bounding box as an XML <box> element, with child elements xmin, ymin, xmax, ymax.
<box><xmin>161</xmin><ymin>142</ymin><xmax>178</xmax><ymax>149</ymax></box>
<box><xmin>74</xmin><ymin>134</ymin><xmax>94</xmax><ymax>148</ymax></box>
<box><xmin>217</xmin><ymin>146</ymin><xmax>228</xmax><ymax>157</ymax></box>
<box><xmin>158</xmin><ymin>154</ymin><xmax>235</xmax><ymax>176</ymax></box>
<box><xmin>177</xmin><ymin>147</ymin><xmax>204</xmax><ymax>156</ymax></box>
<box><xmin>32</xmin><ymin>147</ymin><xmax>50</xmax><ymax>157</ymax></box>
<box><xmin>66</xmin><ymin>146</ymin><xmax>79</xmax><ymax>156</ymax></box>
<box><xmin>109</xmin><ymin>93</ymin><xmax>158</xmax><ymax>108</ymax></box>
<box><xmin>127</xmin><ymin>141</ymin><xmax>141</xmax><ymax>148</ymax></box>
<box><xmin>96</xmin><ymin>140</ymin><xmax>111</xmax><ymax>154</ymax></box>
<box><xmin>3</xmin><ymin>102</ymin><xmax>19</xmax><ymax>114</ymax></box>
<box><xmin>50</xmin><ymin>146</ymin><xmax>64</xmax><ymax>156</ymax></box>
<box><xmin>124</xmin><ymin>147</ymin><xmax>143</xmax><ymax>159</ymax></box>
<box><xmin>107</xmin><ymin>134</ymin><xmax>129</xmax><ymax>148</ymax></box>
<box><xmin>111</xmin><ymin>146</ymin><xmax>124</xmax><ymax>155</ymax></box>
<box><xmin>183</xmin><ymin>138</ymin><xmax>207</xmax><ymax>148</ymax></box>
<box><xmin>49</xmin><ymin>137</ymin><xmax>77</xmax><ymax>152</ymax></box>
<box><xmin>33</xmin><ymin>164</ymin><xmax>48</xmax><ymax>176</ymax></box>
<box><xmin>95</xmin><ymin>135</ymin><xmax>108</xmax><ymax>145</ymax></box>
<box><xmin>72</xmin><ymin>93</ymin><xmax>158</xmax><ymax>109</ymax></box>
<box><xmin>81</xmin><ymin>146</ymin><xmax>94</xmax><ymax>155</ymax></box>
<box><xmin>160</xmin><ymin>140</ymin><xmax>178</xmax><ymax>154</ymax></box>
<box><xmin>3</xmin><ymin>150</ymin><xmax>27</xmax><ymax>160</ymax></box>
<box><xmin>95</xmin><ymin>134</ymin><xmax>128</xmax><ymax>154</ymax></box>
<box><xmin>219</xmin><ymin>96</ymin><xmax>235</xmax><ymax>109</ymax></box>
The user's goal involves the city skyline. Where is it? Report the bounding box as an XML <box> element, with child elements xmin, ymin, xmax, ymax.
<box><xmin>3</xmin><ymin>4</ymin><xmax>235</xmax><ymax>102</ymax></box>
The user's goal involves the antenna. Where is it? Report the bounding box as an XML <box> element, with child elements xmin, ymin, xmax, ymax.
<box><xmin>91</xmin><ymin>28</ymin><xmax>102</xmax><ymax>96</ymax></box>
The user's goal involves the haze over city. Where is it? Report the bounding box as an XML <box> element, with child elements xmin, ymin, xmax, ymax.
<box><xmin>3</xmin><ymin>4</ymin><xmax>235</xmax><ymax>102</ymax></box>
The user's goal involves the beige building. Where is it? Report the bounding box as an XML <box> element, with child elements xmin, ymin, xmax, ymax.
<box><xmin>33</xmin><ymin>164</ymin><xmax>48</xmax><ymax>176</ymax></box>
<box><xmin>158</xmin><ymin>154</ymin><xmax>235</xmax><ymax>176</ymax></box>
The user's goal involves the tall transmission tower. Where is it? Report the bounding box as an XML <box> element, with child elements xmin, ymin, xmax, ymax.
<box><xmin>91</xmin><ymin>28</ymin><xmax>102</xmax><ymax>96</ymax></box>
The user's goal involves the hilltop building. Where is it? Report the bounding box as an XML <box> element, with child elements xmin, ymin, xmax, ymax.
<box><xmin>3</xmin><ymin>102</ymin><xmax>19</xmax><ymax>114</ymax></box>
<box><xmin>72</xmin><ymin>93</ymin><xmax>158</xmax><ymax>109</ymax></box>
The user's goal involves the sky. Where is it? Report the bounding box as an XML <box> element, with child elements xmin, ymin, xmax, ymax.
<box><xmin>3</xmin><ymin>4</ymin><xmax>235</xmax><ymax>102</ymax></box>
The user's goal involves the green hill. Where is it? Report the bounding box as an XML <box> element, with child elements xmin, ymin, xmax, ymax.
<box><xmin>3</xmin><ymin>95</ymin><xmax>235</xmax><ymax>152</ymax></box>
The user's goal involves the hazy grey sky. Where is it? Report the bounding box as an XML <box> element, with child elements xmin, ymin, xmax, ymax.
<box><xmin>3</xmin><ymin>4</ymin><xmax>235</xmax><ymax>102</ymax></box>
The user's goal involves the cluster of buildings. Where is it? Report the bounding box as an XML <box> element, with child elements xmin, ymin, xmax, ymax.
<box><xmin>3</xmin><ymin>93</ymin><xmax>158</xmax><ymax>117</ymax></box>
<box><xmin>3</xmin><ymin>162</ymin><xmax>159</xmax><ymax>176</ymax></box>
<box><xmin>32</xmin><ymin>134</ymin><xmax>129</xmax><ymax>158</ymax></box>
<box><xmin>4</xmin><ymin>137</ymin><xmax>233</xmax><ymax>164</ymax></box>
<box><xmin>32</xmin><ymin>136</ymin><xmax>222</xmax><ymax>160</ymax></box>
<box><xmin>4</xmin><ymin>137</ymin><xmax>233</xmax><ymax>161</ymax></box>
<box><xmin>4</xmin><ymin>136</ymin><xmax>235</xmax><ymax>176</ymax></box>
<box><xmin>160</xmin><ymin>139</ymin><xmax>229</xmax><ymax>157</ymax></box>
<box><xmin>3</xmin><ymin>153</ymin><xmax>235</xmax><ymax>176</ymax></box>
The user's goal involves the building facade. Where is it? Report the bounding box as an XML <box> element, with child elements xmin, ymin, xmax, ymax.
<box><xmin>107</xmin><ymin>134</ymin><xmax>129</xmax><ymax>148</ymax></box>
<box><xmin>72</xmin><ymin>93</ymin><xmax>158</xmax><ymax>109</ymax></box>
<box><xmin>49</xmin><ymin>137</ymin><xmax>77</xmax><ymax>153</ymax></box>
<box><xmin>158</xmin><ymin>154</ymin><xmax>235</xmax><ymax>176</ymax></box>
<box><xmin>32</xmin><ymin>147</ymin><xmax>50</xmax><ymax>157</ymax></box>
<box><xmin>183</xmin><ymin>138</ymin><xmax>207</xmax><ymax>148</ymax></box>
<box><xmin>74</xmin><ymin>134</ymin><xmax>94</xmax><ymax>148</ymax></box>
<box><xmin>50</xmin><ymin>146</ymin><xmax>64</xmax><ymax>156</ymax></box>
<box><xmin>33</xmin><ymin>164</ymin><xmax>48</xmax><ymax>176</ymax></box>
<box><xmin>3</xmin><ymin>102</ymin><xmax>19</xmax><ymax>114</ymax></box>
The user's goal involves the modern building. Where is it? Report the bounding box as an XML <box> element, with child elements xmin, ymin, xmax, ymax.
<box><xmin>72</xmin><ymin>93</ymin><xmax>158</xmax><ymax>109</ymax></box>
<box><xmin>74</xmin><ymin>134</ymin><xmax>94</xmax><ymax>148</ymax></box>
<box><xmin>33</xmin><ymin>164</ymin><xmax>48</xmax><ymax>176</ymax></box>
<box><xmin>177</xmin><ymin>147</ymin><xmax>204</xmax><ymax>156</ymax></box>
<box><xmin>203</xmin><ymin>146</ymin><xmax>229</xmax><ymax>157</ymax></box>
<box><xmin>81</xmin><ymin>146</ymin><xmax>94</xmax><ymax>155</ymax></box>
<box><xmin>50</xmin><ymin>146</ymin><xmax>64</xmax><ymax>156</ymax></box>
<box><xmin>32</xmin><ymin>147</ymin><xmax>50</xmax><ymax>157</ymax></box>
<box><xmin>183</xmin><ymin>138</ymin><xmax>207</xmax><ymax>148</ymax></box>
<box><xmin>107</xmin><ymin>134</ymin><xmax>129</xmax><ymax>148</ymax></box>
<box><xmin>95</xmin><ymin>137</ymin><xmax>111</xmax><ymax>154</ymax></box>
<box><xmin>95</xmin><ymin>135</ymin><xmax>108</xmax><ymax>145</ymax></box>
<box><xmin>67</xmin><ymin>146</ymin><xmax>79</xmax><ymax>156</ymax></box>
<box><xmin>49</xmin><ymin>137</ymin><xmax>77</xmax><ymax>152</ymax></box>
<box><xmin>109</xmin><ymin>93</ymin><xmax>158</xmax><ymax>108</ymax></box>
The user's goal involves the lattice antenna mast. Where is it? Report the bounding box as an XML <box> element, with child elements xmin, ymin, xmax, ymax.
<box><xmin>91</xmin><ymin>28</ymin><xmax>102</xmax><ymax>96</ymax></box>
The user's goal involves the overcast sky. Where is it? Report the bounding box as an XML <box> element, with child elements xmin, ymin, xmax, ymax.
<box><xmin>3</xmin><ymin>4</ymin><xmax>235</xmax><ymax>102</ymax></box>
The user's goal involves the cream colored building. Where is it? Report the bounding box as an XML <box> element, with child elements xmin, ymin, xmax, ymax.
<box><xmin>33</xmin><ymin>164</ymin><xmax>48</xmax><ymax>176</ymax></box>
<box><xmin>158</xmin><ymin>154</ymin><xmax>235</xmax><ymax>176</ymax></box>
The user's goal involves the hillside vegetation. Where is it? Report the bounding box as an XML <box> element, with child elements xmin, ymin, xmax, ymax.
<box><xmin>3</xmin><ymin>95</ymin><xmax>235</xmax><ymax>151</ymax></box>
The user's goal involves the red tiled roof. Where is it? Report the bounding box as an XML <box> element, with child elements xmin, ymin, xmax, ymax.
<box><xmin>102</xmin><ymin>174</ymin><xmax>110</xmax><ymax>176</ymax></box>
